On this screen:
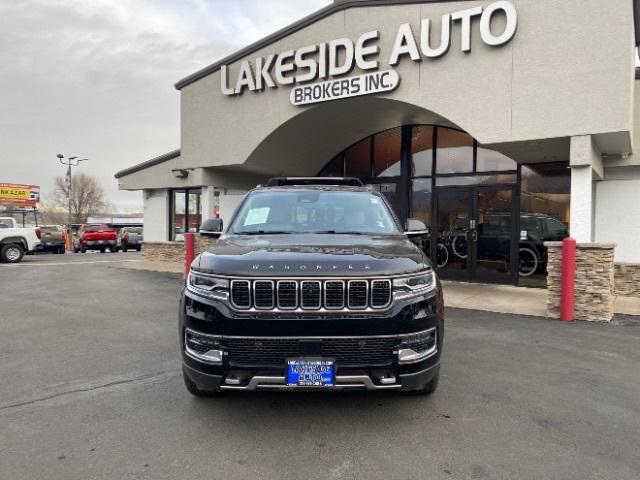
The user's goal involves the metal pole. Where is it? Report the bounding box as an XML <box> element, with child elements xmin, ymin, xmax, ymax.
<box><xmin>68</xmin><ymin>163</ymin><xmax>72</xmax><ymax>237</ymax></box>
<box><xmin>560</xmin><ymin>237</ymin><xmax>576</xmax><ymax>322</ymax></box>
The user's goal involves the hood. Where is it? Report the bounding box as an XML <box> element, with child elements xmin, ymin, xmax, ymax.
<box><xmin>195</xmin><ymin>233</ymin><xmax>429</xmax><ymax>277</ymax></box>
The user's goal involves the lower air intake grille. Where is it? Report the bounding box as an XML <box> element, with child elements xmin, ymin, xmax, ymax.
<box><xmin>224</xmin><ymin>336</ymin><xmax>398</xmax><ymax>367</ymax></box>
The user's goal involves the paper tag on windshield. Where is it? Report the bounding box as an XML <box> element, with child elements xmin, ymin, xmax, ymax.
<box><xmin>244</xmin><ymin>207</ymin><xmax>270</xmax><ymax>226</ymax></box>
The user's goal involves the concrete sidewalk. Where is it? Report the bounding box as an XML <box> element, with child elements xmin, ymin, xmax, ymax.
<box><xmin>442</xmin><ymin>280</ymin><xmax>640</xmax><ymax>317</ymax></box>
<box><xmin>113</xmin><ymin>260</ymin><xmax>640</xmax><ymax>318</ymax></box>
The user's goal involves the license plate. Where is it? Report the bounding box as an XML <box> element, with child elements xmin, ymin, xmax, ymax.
<box><xmin>97</xmin><ymin>240</ymin><xmax>104</xmax><ymax>244</ymax></box>
<box><xmin>45</xmin><ymin>242</ymin><xmax>52</xmax><ymax>246</ymax></box>
<box><xmin>287</xmin><ymin>358</ymin><xmax>335</xmax><ymax>387</ymax></box>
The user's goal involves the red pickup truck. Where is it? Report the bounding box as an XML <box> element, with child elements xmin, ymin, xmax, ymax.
<box><xmin>73</xmin><ymin>224</ymin><xmax>118</xmax><ymax>253</ymax></box>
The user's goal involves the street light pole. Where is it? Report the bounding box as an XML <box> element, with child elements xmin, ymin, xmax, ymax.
<box><xmin>57</xmin><ymin>154</ymin><xmax>88</xmax><ymax>252</ymax></box>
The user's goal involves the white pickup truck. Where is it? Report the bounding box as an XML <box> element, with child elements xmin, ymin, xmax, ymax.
<box><xmin>0</xmin><ymin>217</ymin><xmax>41</xmax><ymax>263</ymax></box>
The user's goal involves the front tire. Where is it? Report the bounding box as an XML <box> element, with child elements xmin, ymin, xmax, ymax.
<box><xmin>518</xmin><ymin>247</ymin><xmax>539</xmax><ymax>277</ymax></box>
<box><xmin>183</xmin><ymin>372</ymin><xmax>222</xmax><ymax>397</ymax></box>
<box><xmin>1</xmin><ymin>243</ymin><xmax>24</xmax><ymax>263</ymax></box>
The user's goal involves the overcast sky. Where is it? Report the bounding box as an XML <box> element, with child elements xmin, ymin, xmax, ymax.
<box><xmin>0</xmin><ymin>0</ymin><xmax>331</xmax><ymax>211</ymax></box>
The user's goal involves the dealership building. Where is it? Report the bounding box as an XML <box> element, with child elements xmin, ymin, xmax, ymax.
<box><xmin>116</xmin><ymin>0</ymin><xmax>640</xmax><ymax>293</ymax></box>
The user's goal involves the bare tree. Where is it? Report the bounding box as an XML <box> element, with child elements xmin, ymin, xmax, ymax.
<box><xmin>52</xmin><ymin>173</ymin><xmax>110</xmax><ymax>223</ymax></box>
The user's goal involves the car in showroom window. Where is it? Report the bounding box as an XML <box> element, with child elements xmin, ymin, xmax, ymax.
<box><xmin>179</xmin><ymin>179</ymin><xmax>444</xmax><ymax>396</ymax></box>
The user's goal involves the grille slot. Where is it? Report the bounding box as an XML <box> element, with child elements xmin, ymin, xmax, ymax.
<box><xmin>230</xmin><ymin>280</ymin><xmax>250</xmax><ymax>309</ymax></box>
<box><xmin>347</xmin><ymin>281</ymin><xmax>368</xmax><ymax>309</ymax></box>
<box><xmin>224</xmin><ymin>336</ymin><xmax>398</xmax><ymax>367</ymax></box>
<box><xmin>371</xmin><ymin>280</ymin><xmax>392</xmax><ymax>308</ymax></box>
<box><xmin>324</xmin><ymin>281</ymin><xmax>345</xmax><ymax>309</ymax></box>
<box><xmin>301</xmin><ymin>281</ymin><xmax>321</xmax><ymax>309</ymax></box>
<box><xmin>277</xmin><ymin>281</ymin><xmax>297</xmax><ymax>309</ymax></box>
<box><xmin>253</xmin><ymin>281</ymin><xmax>275</xmax><ymax>309</ymax></box>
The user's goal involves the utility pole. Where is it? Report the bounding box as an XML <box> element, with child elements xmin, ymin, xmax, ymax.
<box><xmin>57</xmin><ymin>154</ymin><xmax>88</xmax><ymax>252</ymax></box>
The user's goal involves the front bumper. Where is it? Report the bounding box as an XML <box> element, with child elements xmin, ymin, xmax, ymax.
<box><xmin>180</xmin><ymin>284</ymin><xmax>444</xmax><ymax>392</ymax></box>
<box><xmin>183</xmin><ymin>361</ymin><xmax>439</xmax><ymax>391</ymax></box>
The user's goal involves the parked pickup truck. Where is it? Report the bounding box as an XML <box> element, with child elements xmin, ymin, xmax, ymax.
<box><xmin>118</xmin><ymin>226</ymin><xmax>143</xmax><ymax>252</ymax></box>
<box><xmin>73</xmin><ymin>224</ymin><xmax>118</xmax><ymax>253</ymax></box>
<box><xmin>0</xmin><ymin>217</ymin><xmax>41</xmax><ymax>263</ymax></box>
<box><xmin>37</xmin><ymin>225</ymin><xmax>67</xmax><ymax>254</ymax></box>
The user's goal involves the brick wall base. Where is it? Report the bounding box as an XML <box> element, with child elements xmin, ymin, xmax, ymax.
<box><xmin>546</xmin><ymin>242</ymin><xmax>616</xmax><ymax>323</ymax></box>
<box><xmin>614</xmin><ymin>263</ymin><xmax>640</xmax><ymax>297</ymax></box>
<box><xmin>141</xmin><ymin>237</ymin><xmax>217</xmax><ymax>263</ymax></box>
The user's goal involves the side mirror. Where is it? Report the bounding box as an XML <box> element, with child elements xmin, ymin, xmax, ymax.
<box><xmin>405</xmin><ymin>218</ymin><xmax>429</xmax><ymax>236</ymax></box>
<box><xmin>199</xmin><ymin>218</ymin><xmax>223</xmax><ymax>238</ymax></box>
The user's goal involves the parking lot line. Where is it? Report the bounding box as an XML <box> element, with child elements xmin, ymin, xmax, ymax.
<box><xmin>0</xmin><ymin>259</ymin><xmax>138</xmax><ymax>267</ymax></box>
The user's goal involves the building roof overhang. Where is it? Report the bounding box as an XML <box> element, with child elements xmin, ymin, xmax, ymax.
<box><xmin>175</xmin><ymin>0</ymin><xmax>640</xmax><ymax>91</ymax></box>
<box><xmin>114</xmin><ymin>149</ymin><xmax>180</xmax><ymax>179</ymax></box>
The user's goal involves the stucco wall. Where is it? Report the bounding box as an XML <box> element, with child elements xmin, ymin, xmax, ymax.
<box><xmin>180</xmin><ymin>0</ymin><xmax>635</xmax><ymax>174</ymax></box>
<box><xmin>143</xmin><ymin>189</ymin><xmax>169</xmax><ymax>241</ymax></box>
<box><xmin>595</xmin><ymin>176</ymin><xmax>640</xmax><ymax>262</ymax></box>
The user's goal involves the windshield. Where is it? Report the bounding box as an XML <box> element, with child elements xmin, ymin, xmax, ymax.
<box><xmin>86</xmin><ymin>224</ymin><xmax>108</xmax><ymax>232</ymax></box>
<box><xmin>230</xmin><ymin>190</ymin><xmax>399</xmax><ymax>235</ymax></box>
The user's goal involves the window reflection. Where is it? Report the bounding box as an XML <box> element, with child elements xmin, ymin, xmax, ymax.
<box><xmin>436</xmin><ymin>128</ymin><xmax>473</xmax><ymax>174</ymax></box>
<box><xmin>411</xmin><ymin>126</ymin><xmax>434</xmax><ymax>177</ymax></box>
<box><xmin>345</xmin><ymin>137</ymin><xmax>371</xmax><ymax>177</ymax></box>
<box><xmin>476</xmin><ymin>146</ymin><xmax>517</xmax><ymax>172</ymax></box>
<box><xmin>520</xmin><ymin>163</ymin><xmax>571</xmax><ymax>287</ymax></box>
<box><xmin>411</xmin><ymin>178</ymin><xmax>432</xmax><ymax>226</ymax></box>
<box><xmin>436</xmin><ymin>174</ymin><xmax>517</xmax><ymax>187</ymax></box>
<box><xmin>373</xmin><ymin>127</ymin><xmax>402</xmax><ymax>177</ymax></box>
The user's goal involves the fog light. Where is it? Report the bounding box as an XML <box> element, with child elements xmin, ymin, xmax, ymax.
<box><xmin>397</xmin><ymin>329</ymin><xmax>437</xmax><ymax>364</ymax></box>
<box><xmin>185</xmin><ymin>328</ymin><xmax>224</xmax><ymax>365</ymax></box>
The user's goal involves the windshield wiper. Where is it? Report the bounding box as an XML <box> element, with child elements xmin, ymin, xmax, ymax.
<box><xmin>234</xmin><ymin>230</ymin><xmax>294</xmax><ymax>235</ymax></box>
<box><xmin>309</xmin><ymin>230</ymin><xmax>372</xmax><ymax>235</ymax></box>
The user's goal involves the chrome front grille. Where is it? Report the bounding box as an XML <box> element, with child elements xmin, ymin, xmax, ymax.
<box><xmin>227</xmin><ymin>278</ymin><xmax>392</xmax><ymax>311</ymax></box>
<box><xmin>253</xmin><ymin>280</ymin><xmax>275</xmax><ymax>309</ymax></box>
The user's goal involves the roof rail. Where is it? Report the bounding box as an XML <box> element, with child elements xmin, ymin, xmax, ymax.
<box><xmin>265</xmin><ymin>177</ymin><xmax>365</xmax><ymax>187</ymax></box>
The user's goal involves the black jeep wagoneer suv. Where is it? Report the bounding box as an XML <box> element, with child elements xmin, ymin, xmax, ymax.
<box><xmin>180</xmin><ymin>178</ymin><xmax>444</xmax><ymax>395</ymax></box>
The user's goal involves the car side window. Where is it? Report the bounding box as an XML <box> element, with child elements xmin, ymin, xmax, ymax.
<box><xmin>520</xmin><ymin>216</ymin><xmax>540</xmax><ymax>240</ymax></box>
<box><xmin>545</xmin><ymin>218</ymin><xmax>569</xmax><ymax>238</ymax></box>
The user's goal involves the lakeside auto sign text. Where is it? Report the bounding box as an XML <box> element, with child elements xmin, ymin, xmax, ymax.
<box><xmin>220</xmin><ymin>1</ymin><xmax>517</xmax><ymax>106</ymax></box>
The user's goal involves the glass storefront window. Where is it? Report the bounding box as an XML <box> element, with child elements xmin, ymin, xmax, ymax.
<box><xmin>436</xmin><ymin>174</ymin><xmax>517</xmax><ymax>187</ymax></box>
<box><xmin>373</xmin><ymin>127</ymin><xmax>402</xmax><ymax>177</ymax></box>
<box><xmin>345</xmin><ymin>137</ymin><xmax>371</xmax><ymax>177</ymax></box>
<box><xmin>520</xmin><ymin>162</ymin><xmax>571</xmax><ymax>287</ymax></box>
<box><xmin>411</xmin><ymin>126</ymin><xmax>434</xmax><ymax>177</ymax></box>
<box><xmin>171</xmin><ymin>188</ymin><xmax>201</xmax><ymax>241</ymax></box>
<box><xmin>476</xmin><ymin>146</ymin><xmax>517</xmax><ymax>172</ymax></box>
<box><xmin>411</xmin><ymin>178</ymin><xmax>432</xmax><ymax>227</ymax></box>
<box><xmin>188</xmin><ymin>191</ymin><xmax>201</xmax><ymax>233</ymax></box>
<box><xmin>521</xmin><ymin>163</ymin><xmax>570</xmax><ymax>223</ymax></box>
<box><xmin>436</xmin><ymin>128</ymin><xmax>474</xmax><ymax>174</ymax></box>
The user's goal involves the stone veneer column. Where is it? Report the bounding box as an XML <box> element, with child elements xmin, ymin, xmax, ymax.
<box><xmin>545</xmin><ymin>242</ymin><xmax>616</xmax><ymax>322</ymax></box>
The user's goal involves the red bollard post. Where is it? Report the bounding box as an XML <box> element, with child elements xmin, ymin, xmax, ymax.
<box><xmin>560</xmin><ymin>237</ymin><xmax>576</xmax><ymax>322</ymax></box>
<box><xmin>185</xmin><ymin>232</ymin><xmax>195</xmax><ymax>279</ymax></box>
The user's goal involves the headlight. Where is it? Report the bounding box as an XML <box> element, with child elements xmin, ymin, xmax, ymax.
<box><xmin>392</xmin><ymin>270</ymin><xmax>435</xmax><ymax>294</ymax></box>
<box><xmin>187</xmin><ymin>271</ymin><xmax>229</xmax><ymax>300</ymax></box>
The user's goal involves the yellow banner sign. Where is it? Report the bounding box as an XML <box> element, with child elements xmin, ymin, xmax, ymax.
<box><xmin>0</xmin><ymin>183</ymin><xmax>40</xmax><ymax>206</ymax></box>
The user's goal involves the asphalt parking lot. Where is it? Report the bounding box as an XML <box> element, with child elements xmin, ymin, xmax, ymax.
<box><xmin>1</xmin><ymin>254</ymin><xmax>640</xmax><ymax>480</ymax></box>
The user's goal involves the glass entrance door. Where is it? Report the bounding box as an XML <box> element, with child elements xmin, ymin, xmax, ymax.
<box><xmin>435</xmin><ymin>186</ymin><xmax>517</xmax><ymax>284</ymax></box>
